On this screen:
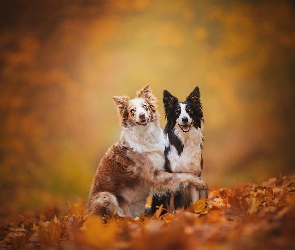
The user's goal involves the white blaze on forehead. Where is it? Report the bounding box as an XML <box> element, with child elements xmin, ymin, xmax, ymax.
<box><xmin>130</xmin><ymin>98</ymin><xmax>144</xmax><ymax>112</ymax></box>
<box><xmin>129</xmin><ymin>98</ymin><xmax>148</xmax><ymax>121</ymax></box>
<box><xmin>178</xmin><ymin>103</ymin><xmax>192</xmax><ymax>124</ymax></box>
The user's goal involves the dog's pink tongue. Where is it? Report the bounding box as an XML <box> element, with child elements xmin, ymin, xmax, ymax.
<box><xmin>182</xmin><ymin>125</ymin><xmax>190</xmax><ymax>132</ymax></box>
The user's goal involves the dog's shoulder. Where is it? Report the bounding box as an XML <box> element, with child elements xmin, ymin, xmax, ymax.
<box><xmin>121</xmin><ymin>123</ymin><xmax>165</xmax><ymax>154</ymax></box>
<box><xmin>93</xmin><ymin>141</ymin><xmax>145</xmax><ymax>191</ymax></box>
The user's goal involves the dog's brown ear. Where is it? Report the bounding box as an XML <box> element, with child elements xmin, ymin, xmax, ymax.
<box><xmin>112</xmin><ymin>96</ymin><xmax>130</xmax><ymax>124</ymax></box>
<box><xmin>112</xmin><ymin>95</ymin><xmax>129</xmax><ymax>109</ymax></box>
<box><xmin>137</xmin><ymin>83</ymin><xmax>158</xmax><ymax>113</ymax></box>
<box><xmin>136</xmin><ymin>83</ymin><xmax>156</xmax><ymax>104</ymax></box>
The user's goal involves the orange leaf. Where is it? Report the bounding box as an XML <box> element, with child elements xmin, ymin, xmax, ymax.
<box><xmin>80</xmin><ymin>215</ymin><xmax>116</xmax><ymax>248</ymax></box>
<box><xmin>161</xmin><ymin>212</ymin><xmax>176</xmax><ymax>223</ymax></box>
<box><xmin>152</xmin><ymin>204</ymin><xmax>164</xmax><ymax>219</ymax></box>
<box><xmin>223</xmin><ymin>196</ymin><xmax>248</xmax><ymax>216</ymax></box>
<box><xmin>189</xmin><ymin>198</ymin><xmax>209</xmax><ymax>214</ymax></box>
<box><xmin>38</xmin><ymin>220</ymin><xmax>63</xmax><ymax>247</ymax></box>
<box><xmin>68</xmin><ymin>197</ymin><xmax>85</xmax><ymax>214</ymax></box>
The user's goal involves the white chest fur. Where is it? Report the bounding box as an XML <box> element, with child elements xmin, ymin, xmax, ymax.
<box><xmin>167</xmin><ymin>126</ymin><xmax>203</xmax><ymax>175</ymax></box>
<box><xmin>118</xmin><ymin>123</ymin><xmax>166</xmax><ymax>217</ymax></box>
<box><xmin>121</xmin><ymin>123</ymin><xmax>165</xmax><ymax>168</ymax></box>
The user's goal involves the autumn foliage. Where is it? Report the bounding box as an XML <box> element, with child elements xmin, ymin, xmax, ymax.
<box><xmin>1</xmin><ymin>1</ymin><xmax>295</xmax><ymax>249</ymax></box>
<box><xmin>1</xmin><ymin>0</ymin><xmax>295</xmax><ymax>219</ymax></box>
<box><xmin>1</xmin><ymin>175</ymin><xmax>294</xmax><ymax>249</ymax></box>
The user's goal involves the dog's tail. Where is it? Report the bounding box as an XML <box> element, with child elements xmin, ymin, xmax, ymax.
<box><xmin>88</xmin><ymin>192</ymin><xmax>124</xmax><ymax>217</ymax></box>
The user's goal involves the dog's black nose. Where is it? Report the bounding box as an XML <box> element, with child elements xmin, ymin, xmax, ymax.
<box><xmin>139</xmin><ymin>113</ymin><xmax>146</xmax><ymax>119</ymax></box>
<box><xmin>182</xmin><ymin>117</ymin><xmax>188</xmax><ymax>123</ymax></box>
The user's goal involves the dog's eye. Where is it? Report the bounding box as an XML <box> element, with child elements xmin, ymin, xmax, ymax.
<box><xmin>175</xmin><ymin>108</ymin><xmax>181</xmax><ymax>115</ymax></box>
<box><xmin>130</xmin><ymin>109</ymin><xmax>135</xmax><ymax>115</ymax></box>
<box><xmin>143</xmin><ymin>104</ymin><xmax>148</xmax><ymax>110</ymax></box>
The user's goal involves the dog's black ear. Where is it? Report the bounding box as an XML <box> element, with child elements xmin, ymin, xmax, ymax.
<box><xmin>163</xmin><ymin>90</ymin><xmax>178</xmax><ymax>116</ymax></box>
<box><xmin>186</xmin><ymin>86</ymin><xmax>204</xmax><ymax>127</ymax></box>
<box><xmin>163</xmin><ymin>90</ymin><xmax>178</xmax><ymax>109</ymax></box>
<box><xmin>186</xmin><ymin>86</ymin><xmax>201</xmax><ymax>105</ymax></box>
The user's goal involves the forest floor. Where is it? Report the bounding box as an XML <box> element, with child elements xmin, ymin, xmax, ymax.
<box><xmin>0</xmin><ymin>174</ymin><xmax>294</xmax><ymax>249</ymax></box>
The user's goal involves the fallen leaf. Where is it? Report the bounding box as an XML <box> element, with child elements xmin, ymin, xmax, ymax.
<box><xmin>152</xmin><ymin>205</ymin><xmax>163</xmax><ymax>219</ymax></box>
<box><xmin>189</xmin><ymin>198</ymin><xmax>209</xmax><ymax>214</ymax></box>
<box><xmin>210</xmin><ymin>197</ymin><xmax>225</xmax><ymax>208</ymax></box>
<box><xmin>1</xmin><ymin>175</ymin><xmax>294</xmax><ymax>249</ymax></box>
<box><xmin>161</xmin><ymin>212</ymin><xmax>176</xmax><ymax>223</ymax></box>
<box><xmin>248</xmin><ymin>192</ymin><xmax>265</xmax><ymax>214</ymax></box>
<box><xmin>79</xmin><ymin>214</ymin><xmax>116</xmax><ymax>248</ymax></box>
<box><xmin>38</xmin><ymin>220</ymin><xmax>63</xmax><ymax>247</ymax></box>
<box><xmin>68</xmin><ymin>197</ymin><xmax>85</xmax><ymax>215</ymax></box>
<box><xmin>223</xmin><ymin>196</ymin><xmax>248</xmax><ymax>217</ymax></box>
<box><xmin>11</xmin><ymin>231</ymin><xmax>32</xmax><ymax>249</ymax></box>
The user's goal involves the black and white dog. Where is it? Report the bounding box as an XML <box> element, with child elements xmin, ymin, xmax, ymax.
<box><xmin>151</xmin><ymin>87</ymin><xmax>208</xmax><ymax>214</ymax></box>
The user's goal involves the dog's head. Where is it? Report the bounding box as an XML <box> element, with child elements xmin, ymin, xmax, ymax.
<box><xmin>163</xmin><ymin>86</ymin><xmax>203</xmax><ymax>132</ymax></box>
<box><xmin>112</xmin><ymin>84</ymin><xmax>159</xmax><ymax>127</ymax></box>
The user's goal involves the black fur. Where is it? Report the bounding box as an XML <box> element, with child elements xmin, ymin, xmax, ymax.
<box><xmin>150</xmin><ymin>86</ymin><xmax>206</xmax><ymax>215</ymax></box>
<box><xmin>164</xmin><ymin>146</ymin><xmax>173</xmax><ymax>172</ymax></box>
<box><xmin>186</xmin><ymin>87</ymin><xmax>204</xmax><ymax>129</ymax></box>
<box><xmin>163</xmin><ymin>91</ymin><xmax>184</xmax><ymax>156</ymax></box>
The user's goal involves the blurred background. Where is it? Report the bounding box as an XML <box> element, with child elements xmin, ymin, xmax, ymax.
<box><xmin>0</xmin><ymin>0</ymin><xmax>295</xmax><ymax>219</ymax></box>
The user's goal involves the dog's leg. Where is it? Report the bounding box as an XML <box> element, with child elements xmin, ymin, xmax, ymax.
<box><xmin>167</xmin><ymin>192</ymin><xmax>175</xmax><ymax>213</ymax></box>
<box><xmin>153</xmin><ymin>171</ymin><xmax>206</xmax><ymax>193</ymax></box>
<box><xmin>190</xmin><ymin>185</ymin><xmax>200</xmax><ymax>204</ymax></box>
<box><xmin>191</xmin><ymin>185</ymin><xmax>208</xmax><ymax>204</ymax></box>
<box><xmin>150</xmin><ymin>192</ymin><xmax>171</xmax><ymax>215</ymax></box>
<box><xmin>199</xmin><ymin>187</ymin><xmax>208</xmax><ymax>199</ymax></box>
<box><xmin>88</xmin><ymin>192</ymin><xmax>125</xmax><ymax>217</ymax></box>
<box><xmin>173</xmin><ymin>172</ymin><xmax>206</xmax><ymax>190</ymax></box>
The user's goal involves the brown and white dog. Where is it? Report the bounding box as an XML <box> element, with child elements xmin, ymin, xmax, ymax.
<box><xmin>88</xmin><ymin>84</ymin><xmax>206</xmax><ymax>218</ymax></box>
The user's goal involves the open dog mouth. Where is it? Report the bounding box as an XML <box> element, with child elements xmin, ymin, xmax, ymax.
<box><xmin>137</xmin><ymin>119</ymin><xmax>148</xmax><ymax>126</ymax></box>
<box><xmin>178</xmin><ymin>124</ymin><xmax>191</xmax><ymax>132</ymax></box>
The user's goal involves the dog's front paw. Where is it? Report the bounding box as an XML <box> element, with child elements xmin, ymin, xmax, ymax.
<box><xmin>194</xmin><ymin>177</ymin><xmax>207</xmax><ymax>190</ymax></box>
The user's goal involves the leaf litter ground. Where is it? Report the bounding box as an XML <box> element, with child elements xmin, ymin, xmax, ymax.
<box><xmin>1</xmin><ymin>175</ymin><xmax>294</xmax><ymax>249</ymax></box>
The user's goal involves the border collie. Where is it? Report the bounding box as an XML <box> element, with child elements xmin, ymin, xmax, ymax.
<box><xmin>151</xmin><ymin>86</ymin><xmax>208</xmax><ymax>214</ymax></box>
<box><xmin>88</xmin><ymin>84</ymin><xmax>206</xmax><ymax>218</ymax></box>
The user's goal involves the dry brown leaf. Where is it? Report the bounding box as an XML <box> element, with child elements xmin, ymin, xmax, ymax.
<box><xmin>38</xmin><ymin>220</ymin><xmax>63</xmax><ymax>247</ymax></box>
<box><xmin>11</xmin><ymin>231</ymin><xmax>32</xmax><ymax>249</ymax></box>
<box><xmin>223</xmin><ymin>196</ymin><xmax>248</xmax><ymax>217</ymax></box>
<box><xmin>210</xmin><ymin>197</ymin><xmax>225</xmax><ymax>208</ymax></box>
<box><xmin>68</xmin><ymin>197</ymin><xmax>85</xmax><ymax>215</ymax></box>
<box><xmin>161</xmin><ymin>212</ymin><xmax>176</xmax><ymax>223</ymax></box>
<box><xmin>1</xmin><ymin>175</ymin><xmax>294</xmax><ymax>249</ymax></box>
<box><xmin>152</xmin><ymin>204</ymin><xmax>163</xmax><ymax>219</ymax></box>
<box><xmin>189</xmin><ymin>198</ymin><xmax>209</xmax><ymax>214</ymax></box>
